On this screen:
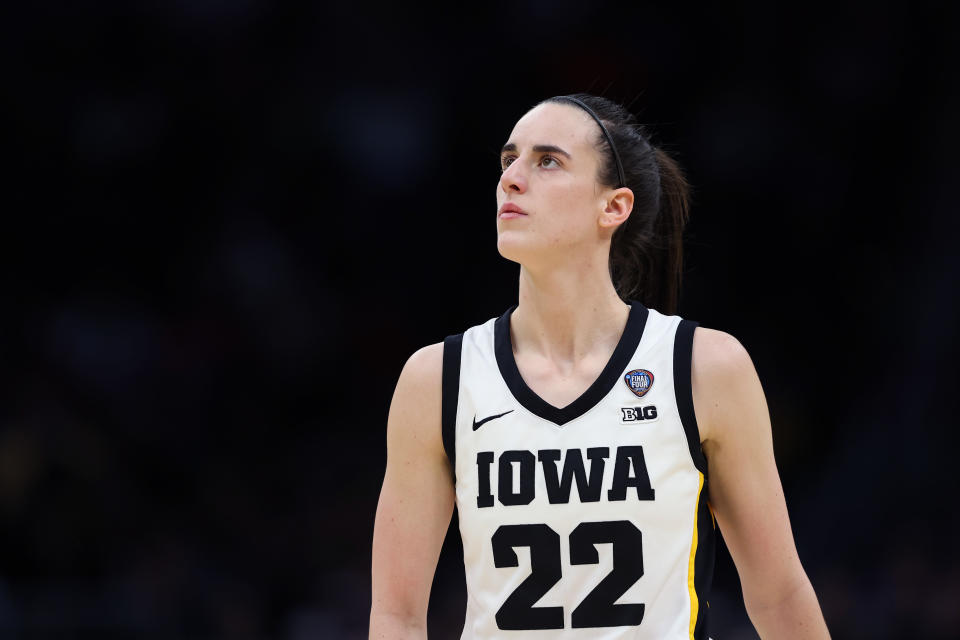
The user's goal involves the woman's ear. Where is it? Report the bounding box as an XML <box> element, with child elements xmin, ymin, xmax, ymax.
<box><xmin>599</xmin><ymin>187</ymin><xmax>634</xmax><ymax>230</ymax></box>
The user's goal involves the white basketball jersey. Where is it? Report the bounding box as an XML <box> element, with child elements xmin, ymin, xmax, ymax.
<box><xmin>441</xmin><ymin>300</ymin><xmax>715</xmax><ymax>639</ymax></box>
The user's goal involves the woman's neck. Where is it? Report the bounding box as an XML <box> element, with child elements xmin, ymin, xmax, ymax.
<box><xmin>512</xmin><ymin>257</ymin><xmax>631</xmax><ymax>366</ymax></box>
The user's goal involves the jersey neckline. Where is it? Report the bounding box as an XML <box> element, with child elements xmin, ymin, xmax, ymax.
<box><xmin>493</xmin><ymin>300</ymin><xmax>650</xmax><ymax>426</ymax></box>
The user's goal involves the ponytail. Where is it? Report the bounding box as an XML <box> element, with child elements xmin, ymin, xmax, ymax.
<box><xmin>652</xmin><ymin>147</ymin><xmax>692</xmax><ymax>314</ymax></box>
<box><xmin>607</xmin><ymin>145</ymin><xmax>691</xmax><ymax>314</ymax></box>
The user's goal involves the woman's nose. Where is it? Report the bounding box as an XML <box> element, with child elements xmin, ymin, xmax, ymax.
<box><xmin>499</xmin><ymin>159</ymin><xmax>527</xmax><ymax>194</ymax></box>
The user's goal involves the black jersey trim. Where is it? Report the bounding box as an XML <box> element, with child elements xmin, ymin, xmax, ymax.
<box><xmin>693</xmin><ymin>477</ymin><xmax>716</xmax><ymax>639</ymax></box>
<box><xmin>673</xmin><ymin>319</ymin><xmax>708</xmax><ymax>475</ymax></box>
<box><xmin>442</xmin><ymin>333</ymin><xmax>463</xmax><ymax>481</ymax></box>
<box><xmin>493</xmin><ymin>300</ymin><xmax>649</xmax><ymax>427</ymax></box>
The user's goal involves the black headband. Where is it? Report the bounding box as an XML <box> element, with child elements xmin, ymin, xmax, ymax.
<box><xmin>553</xmin><ymin>95</ymin><xmax>626</xmax><ymax>188</ymax></box>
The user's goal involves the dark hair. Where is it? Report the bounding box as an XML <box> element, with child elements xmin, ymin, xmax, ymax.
<box><xmin>542</xmin><ymin>93</ymin><xmax>692</xmax><ymax>315</ymax></box>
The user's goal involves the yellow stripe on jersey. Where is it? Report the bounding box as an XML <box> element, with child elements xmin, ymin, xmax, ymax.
<box><xmin>688</xmin><ymin>471</ymin><xmax>704</xmax><ymax>639</ymax></box>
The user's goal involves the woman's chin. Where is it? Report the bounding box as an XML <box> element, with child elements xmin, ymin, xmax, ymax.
<box><xmin>497</xmin><ymin>235</ymin><xmax>552</xmax><ymax>267</ymax></box>
<box><xmin>495</xmin><ymin>235</ymin><xmax>530</xmax><ymax>264</ymax></box>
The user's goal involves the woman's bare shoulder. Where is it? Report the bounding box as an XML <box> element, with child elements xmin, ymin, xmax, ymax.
<box><xmin>386</xmin><ymin>342</ymin><xmax>446</xmax><ymax>453</ymax></box>
<box><xmin>400</xmin><ymin>342</ymin><xmax>445</xmax><ymax>382</ymax></box>
<box><xmin>690</xmin><ymin>326</ymin><xmax>764</xmax><ymax>443</ymax></box>
<box><xmin>691</xmin><ymin>326</ymin><xmax>752</xmax><ymax>366</ymax></box>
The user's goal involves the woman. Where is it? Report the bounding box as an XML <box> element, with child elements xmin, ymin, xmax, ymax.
<box><xmin>370</xmin><ymin>94</ymin><xmax>830</xmax><ymax>639</ymax></box>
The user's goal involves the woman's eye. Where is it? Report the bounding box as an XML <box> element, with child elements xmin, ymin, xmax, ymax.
<box><xmin>500</xmin><ymin>154</ymin><xmax>560</xmax><ymax>171</ymax></box>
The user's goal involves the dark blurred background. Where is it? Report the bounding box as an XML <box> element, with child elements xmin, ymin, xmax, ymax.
<box><xmin>3</xmin><ymin>1</ymin><xmax>959</xmax><ymax>638</ymax></box>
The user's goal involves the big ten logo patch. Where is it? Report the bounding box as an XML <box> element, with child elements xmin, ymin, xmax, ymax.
<box><xmin>620</xmin><ymin>405</ymin><xmax>659</xmax><ymax>424</ymax></box>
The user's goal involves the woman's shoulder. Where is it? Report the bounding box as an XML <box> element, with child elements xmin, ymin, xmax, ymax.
<box><xmin>690</xmin><ymin>326</ymin><xmax>763</xmax><ymax>443</ymax></box>
<box><xmin>397</xmin><ymin>342</ymin><xmax>445</xmax><ymax>390</ymax></box>
<box><xmin>386</xmin><ymin>342</ymin><xmax>446</xmax><ymax>457</ymax></box>
<box><xmin>691</xmin><ymin>325</ymin><xmax>751</xmax><ymax>365</ymax></box>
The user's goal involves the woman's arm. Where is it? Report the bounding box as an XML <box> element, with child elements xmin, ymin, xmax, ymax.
<box><xmin>693</xmin><ymin>328</ymin><xmax>830</xmax><ymax>639</ymax></box>
<box><xmin>369</xmin><ymin>343</ymin><xmax>456</xmax><ymax>639</ymax></box>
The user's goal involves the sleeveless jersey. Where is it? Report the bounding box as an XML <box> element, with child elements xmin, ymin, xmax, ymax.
<box><xmin>441</xmin><ymin>300</ymin><xmax>715</xmax><ymax>639</ymax></box>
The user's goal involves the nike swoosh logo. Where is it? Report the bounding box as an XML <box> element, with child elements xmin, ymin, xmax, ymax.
<box><xmin>473</xmin><ymin>410</ymin><xmax>514</xmax><ymax>431</ymax></box>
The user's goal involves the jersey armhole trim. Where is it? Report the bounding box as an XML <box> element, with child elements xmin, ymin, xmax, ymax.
<box><xmin>674</xmin><ymin>319</ymin><xmax>708</xmax><ymax>476</ymax></box>
<box><xmin>441</xmin><ymin>333</ymin><xmax>464</xmax><ymax>482</ymax></box>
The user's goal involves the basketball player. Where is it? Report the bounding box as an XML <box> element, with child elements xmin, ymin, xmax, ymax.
<box><xmin>370</xmin><ymin>94</ymin><xmax>830</xmax><ymax>639</ymax></box>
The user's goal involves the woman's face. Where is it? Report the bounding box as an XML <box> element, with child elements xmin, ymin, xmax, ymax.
<box><xmin>495</xmin><ymin>102</ymin><xmax>613</xmax><ymax>268</ymax></box>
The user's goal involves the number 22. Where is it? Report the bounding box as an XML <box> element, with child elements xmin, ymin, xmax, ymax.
<box><xmin>491</xmin><ymin>520</ymin><xmax>645</xmax><ymax>630</ymax></box>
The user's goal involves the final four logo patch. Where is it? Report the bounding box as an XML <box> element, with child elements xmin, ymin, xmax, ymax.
<box><xmin>623</xmin><ymin>369</ymin><xmax>654</xmax><ymax>397</ymax></box>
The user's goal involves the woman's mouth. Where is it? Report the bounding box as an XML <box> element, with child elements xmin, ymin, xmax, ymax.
<box><xmin>498</xmin><ymin>203</ymin><xmax>528</xmax><ymax>218</ymax></box>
